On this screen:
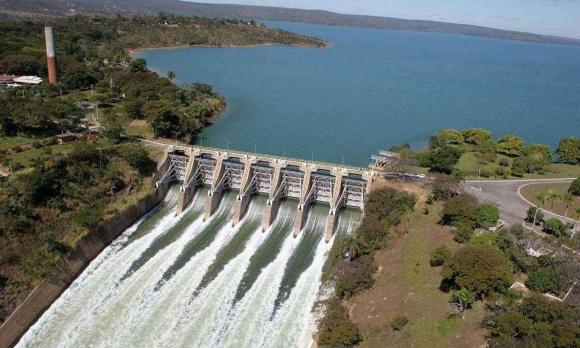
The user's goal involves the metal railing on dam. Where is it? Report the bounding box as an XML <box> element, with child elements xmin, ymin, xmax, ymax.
<box><xmin>153</xmin><ymin>143</ymin><xmax>374</xmax><ymax>241</ymax></box>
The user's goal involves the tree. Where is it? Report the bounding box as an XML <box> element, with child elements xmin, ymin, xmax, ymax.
<box><xmin>524</xmin><ymin>144</ymin><xmax>552</xmax><ymax>173</ymax></box>
<box><xmin>129</xmin><ymin>58</ymin><xmax>148</xmax><ymax>72</ymax></box>
<box><xmin>440</xmin><ymin>193</ymin><xmax>479</xmax><ymax>227</ymax></box>
<box><xmin>332</xmin><ymin>255</ymin><xmax>376</xmax><ymax>298</ymax></box>
<box><xmin>497</xmin><ymin>135</ymin><xmax>524</xmax><ymax>156</ymax></box>
<box><xmin>431</xmin><ymin>174</ymin><xmax>460</xmax><ymax>201</ymax></box>
<box><xmin>355</xmin><ymin>216</ymin><xmax>388</xmax><ymax>252</ymax></box>
<box><xmin>422</xmin><ymin>145</ymin><xmax>462</xmax><ymax>174</ymax></box>
<box><xmin>316</xmin><ymin>298</ymin><xmax>361</xmax><ymax>347</ymax></box>
<box><xmin>476</xmin><ymin>203</ymin><xmax>500</xmax><ymax>229</ymax></box>
<box><xmin>527</xmin><ymin>207</ymin><xmax>544</xmax><ymax>226</ymax></box>
<box><xmin>430</xmin><ymin>245</ymin><xmax>451</xmax><ymax>266</ymax></box>
<box><xmin>461</xmin><ymin>128</ymin><xmax>492</xmax><ymax>146</ymax></box>
<box><xmin>511</xmin><ymin>156</ymin><xmax>528</xmax><ymax>177</ymax></box>
<box><xmin>544</xmin><ymin>218</ymin><xmax>566</xmax><ymax>237</ymax></box>
<box><xmin>453</xmin><ymin>223</ymin><xmax>474</xmax><ymax>243</ymax></box>
<box><xmin>546</xmin><ymin>190</ymin><xmax>560</xmax><ymax>210</ymax></box>
<box><xmin>442</xmin><ymin>246</ymin><xmax>513</xmax><ymax>297</ymax></box>
<box><xmin>365</xmin><ymin>187</ymin><xmax>416</xmax><ymax>226</ymax></box>
<box><xmin>449</xmin><ymin>288</ymin><xmax>475</xmax><ymax>319</ymax></box>
<box><xmin>561</xmin><ymin>193</ymin><xmax>574</xmax><ymax>218</ymax></box>
<box><xmin>568</xmin><ymin>177</ymin><xmax>580</xmax><ymax>196</ymax></box>
<box><xmin>556</xmin><ymin>136</ymin><xmax>580</xmax><ymax>165</ymax></box>
<box><xmin>342</xmin><ymin>235</ymin><xmax>363</xmax><ymax>261</ymax></box>
<box><xmin>167</xmin><ymin>70</ymin><xmax>176</xmax><ymax>81</ymax></box>
<box><xmin>526</xmin><ymin>263</ymin><xmax>565</xmax><ymax>294</ymax></box>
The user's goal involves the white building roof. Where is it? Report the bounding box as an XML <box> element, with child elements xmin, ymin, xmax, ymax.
<box><xmin>13</xmin><ymin>76</ymin><xmax>43</xmax><ymax>84</ymax></box>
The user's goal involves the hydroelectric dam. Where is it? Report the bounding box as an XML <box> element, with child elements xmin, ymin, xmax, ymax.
<box><xmin>15</xmin><ymin>145</ymin><xmax>373</xmax><ymax>348</ymax></box>
<box><xmin>157</xmin><ymin>145</ymin><xmax>373</xmax><ymax>242</ymax></box>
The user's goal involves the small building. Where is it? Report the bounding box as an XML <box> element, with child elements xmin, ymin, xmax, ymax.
<box><xmin>12</xmin><ymin>76</ymin><xmax>43</xmax><ymax>85</ymax></box>
<box><xmin>56</xmin><ymin>133</ymin><xmax>79</xmax><ymax>144</ymax></box>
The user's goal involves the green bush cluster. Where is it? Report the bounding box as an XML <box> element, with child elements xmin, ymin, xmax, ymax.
<box><xmin>430</xmin><ymin>245</ymin><xmax>451</xmax><ymax>266</ymax></box>
<box><xmin>486</xmin><ymin>296</ymin><xmax>580</xmax><ymax>348</ymax></box>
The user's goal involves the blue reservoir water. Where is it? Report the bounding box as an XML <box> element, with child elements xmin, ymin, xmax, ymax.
<box><xmin>136</xmin><ymin>21</ymin><xmax>580</xmax><ymax>166</ymax></box>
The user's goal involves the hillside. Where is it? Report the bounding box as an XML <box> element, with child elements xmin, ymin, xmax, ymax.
<box><xmin>1</xmin><ymin>0</ymin><xmax>580</xmax><ymax>46</ymax></box>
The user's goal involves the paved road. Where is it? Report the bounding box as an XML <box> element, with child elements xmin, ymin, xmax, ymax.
<box><xmin>463</xmin><ymin>178</ymin><xmax>576</xmax><ymax>226</ymax></box>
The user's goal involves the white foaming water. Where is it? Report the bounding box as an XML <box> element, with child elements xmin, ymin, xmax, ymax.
<box><xmin>16</xmin><ymin>188</ymin><xmax>187</xmax><ymax>347</ymax></box>
<box><xmin>116</xmin><ymin>196</ymin><xmax>239</xmax><ymax>347</ymax></box>
<box><xmin>164</xmin><ymin>201</ymin><xmax>266</xmax><ymax>348</ymax></box>
<box><xmin>215</xmin><ymin>203</ymin><xmax>298</xmax><ymax>347</ymax></box>
<box><xmin>258</xmin><ymin>209</ymin><xmax>332</xmax><ymax>348</ymax></box>
<box><xmin>16</xmin><ymin>190</ymin><xmax>352</xmax><ymax>348</ymax></box>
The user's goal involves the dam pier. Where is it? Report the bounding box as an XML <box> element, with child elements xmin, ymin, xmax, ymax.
<box><xmin>156</xmin><ymin>145</ymin><xmax>374</xmax><ymax>241</ymax></box>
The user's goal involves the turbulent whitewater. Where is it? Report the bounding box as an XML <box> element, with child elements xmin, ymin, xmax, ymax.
<box><xmin>16</xmin><ymin>187</ymin><xmax>360</xmax><ymax>348</ymax></box>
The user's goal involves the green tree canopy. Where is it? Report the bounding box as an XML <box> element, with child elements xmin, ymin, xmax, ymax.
<box><xmin>556</xmin><ymin>136</ymin><xmax>580</xmax><ymax>165</ymax></box>
<box><xmin>461</xmin><ymin>128</ymin><xmax>492</xmax><ymax>146</ymax></box>
<box><xmin>497</xmin><ymin>135</ymin><xmax>524</xmax><ymax>156</ymax></box>
<box><xmin>442</xmin><ymin>245</ymin><xmax>513</xmax><ymax>297</ymax></box>
<box><xmin>441</xmin><ymin>193</ymin><xmax>479</xmax><ymax>227</ymax></box>
<box><xmin>476</xmin><ymin>203</ymin><xmax>500</xmax><ymax>229</ymax></box>
<box><xmin>569</xmin><ymin>177</ymin><xmax>580</xmax><ymax>196</ymax></box>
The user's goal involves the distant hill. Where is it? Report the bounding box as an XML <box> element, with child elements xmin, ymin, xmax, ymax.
<box><xmin>2</xmin><ymin>0</ymin><xmax>580</xmax><ymax>46</ymax></box>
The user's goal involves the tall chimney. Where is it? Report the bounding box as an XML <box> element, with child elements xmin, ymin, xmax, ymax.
<box><xmin>44</xmin><ymin>26</ymin><xmax>57</xmax><ymax>84</ymax></box>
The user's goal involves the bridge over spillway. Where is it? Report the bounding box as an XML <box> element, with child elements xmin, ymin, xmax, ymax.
<box><xmin>155</xmin><ymin>145</ymin><xmax>374</xmax><ymax>241</ymax></box>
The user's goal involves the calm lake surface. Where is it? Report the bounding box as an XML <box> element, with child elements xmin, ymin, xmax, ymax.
<box><xmin>136</xmin><ymin>22</ymin><xmax>580</xmax><ymax>166</ymax></box>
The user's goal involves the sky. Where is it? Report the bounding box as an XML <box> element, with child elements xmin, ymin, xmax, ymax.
<box><xmin>187</xmin><ymin>0</ymin><xmax>580</xmax><ymax>38</ymax></box>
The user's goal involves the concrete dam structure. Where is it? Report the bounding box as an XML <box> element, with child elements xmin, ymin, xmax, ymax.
<box><xmin>156</xmin><ymin>145</ymin><xmax>373</xmax><ymax>241</ymax></box>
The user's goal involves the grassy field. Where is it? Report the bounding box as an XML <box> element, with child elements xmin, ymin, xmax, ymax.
<box><xmin>0</xmin><ymin>135</ymin><xmax>43</xmax><ymax>151</ymax></box>
<box><xmin>520</xmin><ymin>183</ymin><xmax>579</xmax><ymax>220</ymax></box>
<box><xmin>457</xmin><ymin>151</ymin><xmax>580</xmax><ymax>180</ymax></box>
<box><xmin>348</xmin><ymin>195</ymin><xmax>487</xmax><ymax>348</ymax></box>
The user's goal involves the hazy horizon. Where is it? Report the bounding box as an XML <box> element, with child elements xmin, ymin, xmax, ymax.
<box><xmin>185</xmin><ymin>0</ymin><xmax>580</xmax><ymax>39</ymax></box>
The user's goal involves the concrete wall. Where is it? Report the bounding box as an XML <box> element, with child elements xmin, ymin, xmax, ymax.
<box><xmin>0</xmin><ymin>186</ymin><xmax>169</xmax><ymax>348</ymax></box>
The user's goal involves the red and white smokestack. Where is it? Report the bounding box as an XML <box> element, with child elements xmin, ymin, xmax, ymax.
<box><xmin>45</xmin><ymin>26</ymin><xmax>57</xmax><ymax>84</ymax></box>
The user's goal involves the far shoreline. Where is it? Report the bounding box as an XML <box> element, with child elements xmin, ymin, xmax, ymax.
<box><xmin>128</xmin><ymin>40</ymin><xmax>329</xmax><ymax>55</ymax></box>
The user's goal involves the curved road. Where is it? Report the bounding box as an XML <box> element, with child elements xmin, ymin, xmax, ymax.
<box><xmin>463</xmin><ymin>178</ymin><xmax>577</xmax><ymax>226</ymax></box>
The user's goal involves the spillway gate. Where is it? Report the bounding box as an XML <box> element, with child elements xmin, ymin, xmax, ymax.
<box><xmin>157</xmin><ymin>146</ymin><xmax>374</xmax><ymax>241</ymax></box>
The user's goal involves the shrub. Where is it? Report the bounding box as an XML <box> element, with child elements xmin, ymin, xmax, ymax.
<box><xmin>453</xmin><ymin>223</ymin><xmax>474</xmax><ymax>244</ymax></box>
<box><xmin>477</xmin><ymin>203</ymin><xmax>500</xmax><ymax>229</ymax></box>
<box><xmin>423</xmin><ymin>145</ymin><xmax>462</xmax><ymax>174</ymax></box>
<box><xmin>365</xmin><ymin>187</ymin><xmax>416</xmax><ymax>226</ymax></box>
<box><xmin>556</xmin><ymin>136</ymin><xmax>580</xmax><ymax>165</ymax></box>
<box><xmin>499</xmin><ymin>157</ymin><xmax>510</xmax><ymax>167</ymax></box>
<box><xmin>497</xmin><ymin>135</ymin><xmax>524</xmax><ymax>156</ymax></box>
<box><xmin>544</xmin><ymin>218</ymin><xmax>566</xmax><ymax>237</ymax></box>
<box><xmin>332</xmin><ymin>255</ymin><xmax>376</xmax><ymax>299</ymax></box>
<box><xmin>461</xmin><ymin>128</ymin><xmax>492</xmax><ymax>146</ymax></box>
<box><xmin>317</xmin><ymin>298</ymin><xmax>361</xmax><ymax>347</ymax></box>
<box><xmin>431</xmin><ymin>174</ymin><xmax>460</xmax><ymax>201</ymax></box>
<box><xmin>390</xmin><ymin>315</ymin><xmax>409</xmax><ymax>331</ymax></box>
<box><xmin>488</xmin><ymin>296</ymin><xmax>580</xmax><ymax>348</ymax></box>
<box><xmin>569</xmin><ymin>177</ymin><xmax>580</xmax><ymax>196</ymax></box>
<box><xmin>442</xmin><ymin>246</ymin><xmax>513</xmax><ymax>298</ymax></box>
<box><xmin>480</xmin><ymin>167</ymin><xmax>492</xmax><ymax>178</ymax></box>
<box><xmin>430</xmin><ymin>245</ymin><xmax>451</xmax><ymax>266</ymax></box>
<box><xmin>355</xmin><ymin>216</ymin><xmax>389</xmax><ymax>252</ymax></box>
<box><xmin>526</xmin><ymin>264</ymin><xmax>565</xmax><ymax>294</ymax></box>
<box><xmin>526</xmin><ymin>207</ymin><xmax>544</xmax><ymax>225</ymax></box>
<box><xmin>117</xmin><ymin>143</ymin><xmax>156</xmax><ymax>176</ymax></box>
<box><xmin>441</xmin><ymin>193</ymin><xmax>479</xmax><ymax>227</ymax></box>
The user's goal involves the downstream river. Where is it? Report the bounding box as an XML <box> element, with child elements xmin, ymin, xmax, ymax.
<box><xmin>136</xmin><ymin>21</ymin><xmax>580</xmax><ymax>166</ymax></box>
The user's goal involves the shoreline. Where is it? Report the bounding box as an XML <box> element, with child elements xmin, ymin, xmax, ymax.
<box><xmin>128</xmin><ymin>40</ymin><xmax>328</xmax><ymax>55</ymax></box>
